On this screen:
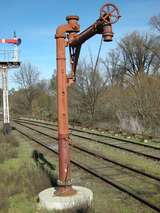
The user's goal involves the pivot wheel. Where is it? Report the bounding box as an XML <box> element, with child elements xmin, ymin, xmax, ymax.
<box><xmin>100</xmin><ymin>3</ymin><xmax>121</xmax><ymax>24</ymax></box>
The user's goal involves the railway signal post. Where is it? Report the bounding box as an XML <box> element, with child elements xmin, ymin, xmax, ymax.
<box><xmin>39</xmin><ymin>3</ymin><xmax>121</xmax><ymax>212</ymax></box>
<box><xmin>0</xmin><ymin>34</ymin><xmax>21</xmax><ymax>134</ymax></box>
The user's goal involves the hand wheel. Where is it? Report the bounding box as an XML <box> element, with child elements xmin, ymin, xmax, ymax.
<box><xmin>100</xmin><ymin>3</ymin><xmax>121</xmax><ymax>24</ymax></box>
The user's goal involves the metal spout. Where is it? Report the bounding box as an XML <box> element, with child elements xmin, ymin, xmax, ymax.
<box><xmin>102</xmin><ymin>24</ymin><xmax>113</xmax><ymax>42</ymax></box>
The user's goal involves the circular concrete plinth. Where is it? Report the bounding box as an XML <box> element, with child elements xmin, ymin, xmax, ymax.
<box><xmin>38</xmin><ymin>186</ymin><xmax>93</xmax><ymax>212</ymax></box>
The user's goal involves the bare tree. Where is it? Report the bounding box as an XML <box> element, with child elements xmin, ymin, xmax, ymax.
<box><xmin>118</xmin><ymin>32</ymin><xmax>160</xmax><ymax>78</ymax></box>
<box><xmin>150</xmin><ymin>14</ymin><xmax>160</xmax><ymax>33</ymax></box>
<box><xmin>102</xmin><ymin>49</ymin><xmax>125</xmax><ymax>86</ymax></box>
<box><xmin>13</xmin><ymin>62</ymin><xmax>40</xmax><ymax>112</ymax></box>
<box><xmin>75</xmin><ymin>57</ymin><xmax>107</xmax><ymax>120</ymax></box>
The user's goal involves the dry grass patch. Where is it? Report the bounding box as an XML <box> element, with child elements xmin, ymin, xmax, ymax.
<box><xmin>0</xmin><ymin>132</ymin><xmax>53</xmax><ymax>212</ymax></box>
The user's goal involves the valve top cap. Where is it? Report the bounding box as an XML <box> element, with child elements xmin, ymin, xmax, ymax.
<box><xmin>66</xmin><ymin>15</ymin><xmax>80</xmax><ymax>32</ymax></box>
<box><xmin>66</xmin><ymin>15</ymin><xmax>79</xmax><ymax>25</ymax></box>
<box><xmin>66</xmin><ymin>15</ymin><xmax>79</xmax><ymax>22</ymax></box>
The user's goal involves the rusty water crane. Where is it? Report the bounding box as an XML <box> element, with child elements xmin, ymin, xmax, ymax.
<box><xmin>55</xmin><ymin>3</ymin><xmax>121</xmax><ymax>196</ymax></box>
<box><xmin>0</xmin><ymin>33</ymin><xmax>21</xmax><ymax>134</ymax></box>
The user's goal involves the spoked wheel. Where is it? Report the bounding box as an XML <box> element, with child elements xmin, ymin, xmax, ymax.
<box><xmin>100</xmin><ymin>3</ymin><xmax>121</xmax><ymax>24</ymax></box>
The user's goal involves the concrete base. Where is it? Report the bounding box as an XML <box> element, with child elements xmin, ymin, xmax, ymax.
<box><xmin>3</xmin><ymin>123</ymin><xmax>12</xmax><ymax>135</ymax></box>
<box><xmin>38</xmin><ymin>186</ymin><xmax>93</xmax><ymax>212</ymax></box>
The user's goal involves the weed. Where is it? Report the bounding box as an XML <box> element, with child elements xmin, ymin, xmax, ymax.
<box><xmin>0</xmin><ymin>133</ymin><xmax>53</xmax><ymax>212</ymax></box>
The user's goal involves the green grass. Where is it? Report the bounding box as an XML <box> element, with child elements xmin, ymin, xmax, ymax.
<box><xmin>0</xmin><ymin>132</ymin><xmax>19</xmax><ymax>163</ymax></box>
<box><xmin>0</xmin><ymin>131</ymin><xmax>53</xmax><ymax>213</ymax></box>
<box><xmin>72</xmin><ymin>134</ymin><xmax>160</xmax><ymax>176</ymax></box>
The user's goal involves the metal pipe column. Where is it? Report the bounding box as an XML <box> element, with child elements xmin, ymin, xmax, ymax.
<box><xmin>2</xmin><ymin>68</ymin><xmax>9</xmax><ymax>123</ymax></box>
<box><xmin>55</xmin><ymin>36</ymin><xmax>75</xmax><ymax>196</ymax></box>
<box><xmin>55</xmin><ymin>16</ymin><xmax>80</xmax><ymax>196</ymax></box>
<box><xmin>2</xmin><ymin>68</ymin><xmax>11</xmax><ymax>134</ymax></box>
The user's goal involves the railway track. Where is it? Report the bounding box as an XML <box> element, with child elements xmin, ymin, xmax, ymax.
<box><xmin>15</xmin><ymin>118</ymin><xmax>160</xmax><ymax>161</ymax></box>
<box><xmin>13</xmin><ymin>120</ymin><xmax>160</xmax><ymax>182</ymax></box>
<box><xmin>17</xmin><ymin>118</ymin><xmax>160</xmax><ymax>147</ymax></box>
<box><xmin>16</xmin><ymin>118</ymin><xmax>160</xmax><ymax>149</ymax></box>
<box><xmin>12</xmin><ymin>120</ymin><xmax>160</xmax><ymax>212</ymax></box>
<box><xmin>19</xmin><ymin>117</ymin><xmax>160</xmax><ymax>142</ymax></box>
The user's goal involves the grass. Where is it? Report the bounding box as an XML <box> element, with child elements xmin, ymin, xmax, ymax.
<box><xmin>71</xmin><ymin>165</ymin><xmax>156</xmax><ymax>213</ymax></box>
<box><xmin>12</xmin><ymin>121</ymin><xmax>160</xmax><ymax>212</ymax></box>
<box><xmin>70</xmin><ymin>136</ymin><xmax>160</xmax><ymax>213</ymax></box>
<box><xmin>0</xmin><ymin>133</ymin><xmax>19</xmax><ymax>163</ymax></box>
<box><xmin>71</xmin><ymin>134</ymin><xmax>160</xmax><ymax>176</ymax></box>
<box><xmin>0</xmin><ymin>130</ymin><xmax>53</xmax><ymax>213</ymax></box>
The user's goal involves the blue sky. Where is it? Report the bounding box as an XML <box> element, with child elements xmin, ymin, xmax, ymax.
<box><xmin>0</xmin><ymin>0</ymin><xmax>159</xmax><ymax>89</ymax></box>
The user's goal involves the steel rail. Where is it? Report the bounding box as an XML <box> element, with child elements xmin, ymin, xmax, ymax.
<box><xmin>17</xmin><ymin>117</ymin><xmax>160</xmax><ymax>142</ymax></box>
<box><xmin>70</xmin><ymin>127</ymin><xmax>160</xmax><ymax>150</ymax></box>
<box><xmin>13</xmin><ymin>121</ymin><xmax>160</xmax><ymax>182</ymax></box>
<box><xmin>72</xmin><ymin>132</ymin><xmax>160</xmax><ymax>161</ymax></box>
<box><xmin>15</xmin><ymin>118</ymin><xmax>160</xmax><ymax>150</ymax></box>
<box><xmin>14</xmin><ymin>119</ymin><xmax>160</xmax><ymax>161</ymax></box>
<box><xmin>13</xmin><ymin>124</ymin><xmax>160</xmax><ymax>213</ymax></box>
